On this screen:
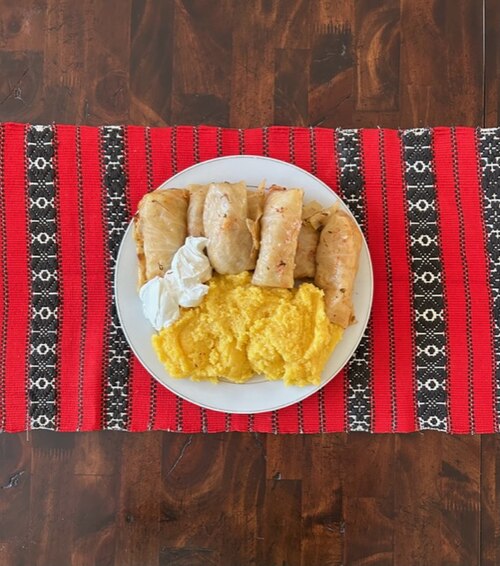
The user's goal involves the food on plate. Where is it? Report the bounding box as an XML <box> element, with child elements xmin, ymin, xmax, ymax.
<box><xmin>134</xmin><ymin>188</ymin><xmax>188</xmax><ymax>286</ymax></box>
<box><xmin>187</xmin><ymin>184</ymin><xmax>209</xmax><ymax>237</ymax></box>
<box><xmin>252</xmin><ymin>185</ymin><xmax>303</xmax><ymax>288</ymax></box>
<box><xmin>203</xmin><ymin>181</ymin><xmax>258</xmax><ymax>274</ymax></box>
<box><xmin>133</xmin><ymin>177</ymin><xmax>364</xmax><ymax>387</ymax></box>
<box><xmin>315</xmin><ymin>207</ymin><xmax>362</xmax><ymax>328</ymax></box>
<box><xmin>294</xmin><ymin>200</ymin><xmax>323</xmax><ymax>279</ymax></box>
<box><xmin>139</xmin><ymin>236</ymin><xmax>212</xmax><ymax>330</ymax></box>
<box><xmin>247</xmin><ymin>183</ymin><xmax>265</xmax><ymax>222</ymax></box>
<box><xmin>246</xmin><ymin>181</ymin><xmax>265</xmax><ymax>250</ymax></box>
<box><xmin>308</xmin><ymin>205</ymin><xmax>334</xmax><ymax>230</ymax></box>
<box><xmin>152</xmin><ymin>272</ymin><xmax>343</xmax><ymax>386</ymax></box>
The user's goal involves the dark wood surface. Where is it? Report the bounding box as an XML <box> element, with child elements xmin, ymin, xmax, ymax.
<box><xmin>0</xmin><ymin>1</ymin><xmax>498</xmax><ymax>565</ymax></box>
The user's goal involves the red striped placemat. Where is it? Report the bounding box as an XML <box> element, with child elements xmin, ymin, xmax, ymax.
<box><xmin>0</xmin><ymin>123</ymin><xmax>498</xmax><ymax>433</ymax></box>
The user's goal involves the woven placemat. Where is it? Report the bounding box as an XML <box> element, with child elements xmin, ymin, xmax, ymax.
<box><xmin>0</xmin><ymin>123</ymin><xmax>498</xmax><ymax>433</ymax></box>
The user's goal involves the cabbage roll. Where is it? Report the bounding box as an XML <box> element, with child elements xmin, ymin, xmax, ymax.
<box><xmin>252</xmin><ymin>186</ymin><xmax>303</xmax><ymax>288</ymax></box>
<box><xmin>134</xmin><ymin>188</ymin><xmax>188</xmax><ymax>287</ymax></box>
<box><xmin>203</xmin><ymin>181</ymin><xmax>257</xmax><ymax>274</ymax></box>
<box><xmin>294</xmin><ymin>201</ymin><xmax>323</xmax><ymax>279</ymax></box>
<box><xmin>247</xmin><ymin>181</ymin><xmax>265</xmax><ymax>252</ymax></box>
<box><xmin>247</xmin><ymin>181</ymin><xmax>265</xmax><ymax>222</ymax></box>
<box><xmin>309</xmin><ymin>205</ymin><xmax>334</xmax><ymax>230</ymax></box>
<box><xmin>315</xmin><ymin>208</ymin><xmax>362</xmax><ymax>328</ymax></box>
<box><xmin>187</xmin><ymin>184</ymin><xmax>209</xmax><ymax>237</ymax></box>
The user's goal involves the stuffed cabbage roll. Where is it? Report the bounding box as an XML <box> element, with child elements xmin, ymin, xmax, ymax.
<box><xmin>246</xmin><ymin>181</ymin><xmax>265</xmax><ymax>252</ymax></box>
<box><xmin>294</xmin><ymin>201</ymin><xmax>323</xmax><ymax>279</ymax></box>
<box><xmin>203</xmin><ymin>181</ymin><xmax>257</xmax><ymax>274</ymax></box>
<box><xmin>252</xmin><ymin>186</ymin><xmax>303</xmax><ymax>288</ymax></box>
<box><xmin>308</xmin><ymin>205</ymin><xmax>334</xmax><ymax>230</ymax></box>
<box><xmin>134</xmin><ymin>188</ymin><xmax>188</xmax><ymax>287</ymax></box>
<box><xmin>187</xmin><ymin>184</ymin><xmax>209</xmax><ymax>237</ymax></box>
<box><xmin>315</xmin><ymin>208</ymin><xmax>362</xmax><ymax>328</ymax></box>
<box><xmin>247</xmin><ymin>181</ymin><xmax>265</xmax><ymax>222</ymax></box>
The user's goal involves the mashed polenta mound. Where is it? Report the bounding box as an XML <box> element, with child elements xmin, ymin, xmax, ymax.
<box><xmin>152</xmin><ymin>272</ymin><xmax>343</xmax><ymax>386</ymax></box>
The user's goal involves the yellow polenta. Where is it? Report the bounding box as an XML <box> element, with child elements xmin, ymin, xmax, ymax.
<box><xmin>152</xmin><ymin>272</ymin><xmax>343</xmax><ymax>386</ymax></box>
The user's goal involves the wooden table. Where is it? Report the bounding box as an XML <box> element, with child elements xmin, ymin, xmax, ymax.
<box><xmin>0</xmin><ymin>1</ymin><xmax>498</xmax><ymax>565</ymax></box>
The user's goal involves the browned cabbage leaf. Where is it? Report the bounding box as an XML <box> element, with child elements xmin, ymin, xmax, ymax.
<box><xmin>203</xmin><ymin>181</ymin><xmax>257</xmax><ymax>274</ymax></box>
<box><xmin>314</xmin><ymin>208</ymin><xmax>362</xmax><ymax>328</ymax></box>
<box><xmin>294</xmin><ymin>200</ymin><xmax>323</xmax><ymax>279</ymax></box>
<box><xmin>187</xmin><ymin>184</ymin><xmax>209</xmax><ymax>237</ymax></box>
<box><xmin>252</xmin><ymin>185</ymin><xmax>303</xmax><ymax>288</ymax></box>
<box><xmin>134</xmin><ymin>188</ymin><xmax>188</xmax><ymax>287</ymax></box>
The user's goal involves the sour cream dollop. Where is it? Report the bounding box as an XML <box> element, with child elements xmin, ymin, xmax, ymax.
<box><xmin>139</xmin><ymin>237</ymin><xmax>212</xmax><ymax>330</ymax></box>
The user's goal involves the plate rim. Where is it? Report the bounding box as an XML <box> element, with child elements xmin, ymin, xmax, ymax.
<box><xmin>115</xmin><ymin>154</ymin><xmax>374</xmax><ymax>414</ymax></box>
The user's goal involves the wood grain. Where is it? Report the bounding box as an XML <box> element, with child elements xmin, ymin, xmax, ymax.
<box><xmin>440</xmin><ymin>437</ymin><xmax>481</xmax><ymax>565</ymax></box>
<box><xmin>0</xmin><ymin>0</ymin><xmax>46</xmax><ymax>51</ymax></box>
<box><xmin>481</xmin><ymin>435</ymin><xmax>500</xmax><ymax>566</ymax></box>
<box><xmin>114</xmin><ymin>433</ymin><xmax>162</xmax><ymax>566</ymax></box>
<box><xmin>229</xmin><ymin>1</ymin><xmax>275</xmax><ymax>129</ymax></box>
<box><xmin>257</xmin><ymin>479</ymin><xmax>302</xmax><ymax>566</ymax></box>
<box><xmin>399</xmin><ymin>0</ymin><xmax>483</xmax><ymax>127</ymax></box>
<box><xmin>0</xmin><ymin>49</ymin><xmax>43</xmax><ymax>121</ymax></box>
<box><xmin>0</xmin><ymin>0</ymin><xmax>495</xmax><ymax>565</ymax></box>
<box><xmin>344</xmin><ymin>435</ymin><xmax>395</xmax><ymax>565</ymax></box>
<box><xmin>170</xmin><ymin>0</ymin><xmax>234</xmax><ymax>126</ymax></box>
<box><xmin>394</xmin><ymin>433</ymin><xmax>443</xmax><ymax>566</ymax></box>
<box><xmin>130</xmin><ymin>0</ymin><xmax>174</xmax><ymax>126</ymax></box>
<box><xmin>0</xmin><ymin>432</ymin><xmax>31</xmax><ymax>566</ymax></box>
<box><xmin>355</xmin><ymin>0</ymin><xmax>400</xmax><ymax>112</ymax></box>
<box><xmin>300</xmin><ymin>435</ymin><xmax>344</xmax><ymax>566</ymax></box>
<box><xmin>485</xmin><ymin>0</ymin><xmax>500</xmax><ymax>127</ymax></box>
<box><xmin>275</xmin><ymin>48</ymin><xmax>309</xmax><ymax>126</ymax></box>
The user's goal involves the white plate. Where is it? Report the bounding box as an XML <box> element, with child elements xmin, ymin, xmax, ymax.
<box><xmin>115</xmin><ymin>156</ymin><xmax>373</xmax><ymax>414</ymax></box>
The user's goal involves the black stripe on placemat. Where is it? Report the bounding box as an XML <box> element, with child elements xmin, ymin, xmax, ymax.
<box><xmin>477</xmin><ymin>127</ymin><xmax>500</xmax><ymax>429</ymax></box>
<box><xmin>335</xmin><ymin>128</ymin><xmax>372</xmax><ymax>432</ymax></box>
<box><xmin>101</xmin><ymin>126</ymin><xmax>131</xmax><ymax>430</ymax></box>
<box><xmin>401</xmin><ymin>128</ymin><xmax>448</xmax><ymax>431</ymax></box>
<box><xmin>26</xmin><ymin>125</ymin><xmax>59</xmax><ymax>430</ymax></box>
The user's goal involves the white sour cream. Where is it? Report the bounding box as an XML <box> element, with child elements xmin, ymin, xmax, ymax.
<box><xmin>139</xmin><ymin>236</ymin><xmax>212</xmax><ymax>330</ymax></box>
